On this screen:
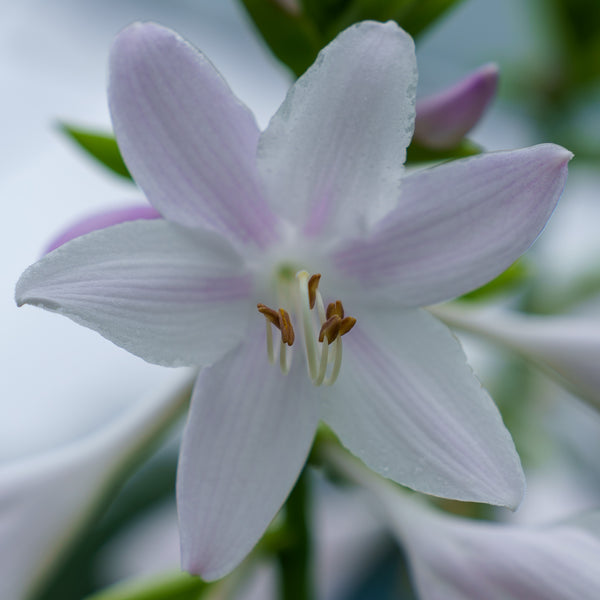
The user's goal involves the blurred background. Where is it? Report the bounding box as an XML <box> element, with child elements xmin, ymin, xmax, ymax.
<box><xmin>3</xmin><ymin>0</ymin><xmax>600</xmax><ymax>598</ymax></box>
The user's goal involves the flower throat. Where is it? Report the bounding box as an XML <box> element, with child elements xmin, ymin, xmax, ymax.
<box><xmin>257</xmin><ymin>270</ymin><xmax>356</xmax><ymax>386</ymax></box>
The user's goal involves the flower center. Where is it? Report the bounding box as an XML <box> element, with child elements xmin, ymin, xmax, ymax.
<box><xmin>257</xmin><ymin>270</ymin><xmax>356</xmax><ymax>386</ymax></box>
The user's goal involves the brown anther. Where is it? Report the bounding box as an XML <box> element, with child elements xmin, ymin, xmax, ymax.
<box><xmin>258</xmin><ymin>304</ymin><xmax>296</xmax><ymax>346</ymax></box>
<box><xmin>318</xmin><ymin>315</ymin><xmax>342</xmax><ymax>343</ymax></box>
<box><xmin>257</xmin><ymin>303</ymin><xmax>280</xmax><ymax>327</ymax></box>
<box><xmin>278</xmin><ymin>308</ymin><xmax>295</xmax><ymax>346</ymax></box>
<box><xmin>338</xmin><ymin>316</ymin><xmax>356</xmax><ymax>337</ymax></box>
<box><xmin>307</xmin><ymin>274</ymin><xmax>321</xmax><ymax>310</ymax></box>
<box><xmin>326</xmin><ymin>300</ymin><xmax>344</xmax><ymax>320</ymax></box>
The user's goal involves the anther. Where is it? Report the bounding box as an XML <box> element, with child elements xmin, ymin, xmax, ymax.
<box><xmin>307</xmin><ymin>274</ymin><xmax>321</xmax><ymax>310</ymax></box>
<box><xmin>326</xmin><ymin>300</ymin><xmax>344</xmax><ymax>320</ymax></box>
<box><xmin>257</xmin><ymin>303</ymin><xmax>295</xmax><ymax>346</ymax></box>
<box><xmin>319</xmin><ymin>315</ymin><xmax>342</xmax><ymax>343</ymax></box>
<box><xmin>278</xmin><ymin>308</ymin><xmax>295</xmax><ymax>346</ymax></box>
<box><xmin>257</xmin><ymin>303</ymin><xmax>280</xmax><ymax>326</ymax></box>
<box><xmin>338</xmin><ymin>316</ymin><xmax>356</xmax><ymax>337</ymax></box>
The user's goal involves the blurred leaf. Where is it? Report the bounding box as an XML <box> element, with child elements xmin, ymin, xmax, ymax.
<box><xmin>461</xmin><ymin>259</ymin><xmax>530</xmax><ymax>302</ymax></box>
<box><xmin>82</xmin><ymin>573</ymin><xmax>209</xmax><ymax>600</ymax></box>
<box><xmin>326</xmin><ymin>0</ymin><xmax>466</xmax><ymax>42</ymax></box>
<box><xmin>549</xmin><ymin>0</ymin><xmax>600</xmax><ymax>86</ymax></box>
<box><xmin>60</xmin><ymin>123</ymin><xmax>133</xmax><ymax>181</ymax></box>
<box><xmin>239</xmin><ymin>0</ymin><xmax>322</xmax><ymax>76</ymax></box>
<box><xmin>405</xmin><ymin>138</ymin><xmax>481</xmax><ymax>163</ymax></box>
<box><xmin>300</xmin><ymin>0</ymin><xmax>352</xmax><ymax>31</ymax></box>
<box><xmin>240</xmin><ymin>0</ymin><xmax>466</xmax><ymax>77</ymax></box>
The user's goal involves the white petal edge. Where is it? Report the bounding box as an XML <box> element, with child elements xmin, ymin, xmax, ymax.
<box><xmin>109</xmin><ymin>22</ymin><xmax>278</xmax><ymax>248</ymax></box>
<box><xmin>16</xmin><ymin>220</ymin><xmax>254</xmax><ymax>367</ymax></box>
<box><xmin>333</xmin><ymin>144</ymin><xmax>572</xmax><ymax>307</ymax></box>
<box><xmin>432</xmin><ymin>303</ymin><xmax>600</xmax><ymax>411</ymax></box>
<box><xmin>258</xmin><ymin>20</ymin><xmax>417</xmax><ymax>238</ymax></box>
<box><xmin>0</xmin><ymin>370</ymin><xmax>195</xmax><ymax>600</ymax></box>
<box><xmin>177</xmin><ymin>327</ymin><xmax>320</xmax><ymax>580</ymax></box>
<box><xmin>320</xmin><ymin>307</ymin><xmax>524</xmax><ymax>508</ymax></box>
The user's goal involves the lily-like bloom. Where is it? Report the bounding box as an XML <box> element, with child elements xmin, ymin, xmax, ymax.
<box><xmin>432</xmin><ymin>303</ymin><xmax>600</xmax><ymax>411</ymax></box>
<box><xmin>16</xmin><ymin>21</ymin><xmax>571</xmax><ymax>579</ymax></box>
<box><xmin>0</xmin><ymin>371</ymin><xmax>194</xmax><ymax>600</ymax></box>
<box><xmin>41</xmin><ymin>67</ymin><xmax>497</xmax><ymax>252</ymax></box>
<box><xmin>413</xmin><ymin>63</ymin><xmax>499</xmax><ymax>149</ymax></box>
<box><xmin>326</xmin><ymin>443</ymin><xmax>600</xmax><ymax>600</ymax></box>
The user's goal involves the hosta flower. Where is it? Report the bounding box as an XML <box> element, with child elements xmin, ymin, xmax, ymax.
<box><xmin>16</xmin><ymin>21</ymin><xmax>571</xmax><ymax>579</ymax></box>
<box><xmin>414</xmin><ymin>63</ymin><xmax>499</xmax><ymax>149</ymax></box>
<box><xmin>326</xmin><ymin>443</ymin><xmax>600</xmax><ymax>600</ymax></box>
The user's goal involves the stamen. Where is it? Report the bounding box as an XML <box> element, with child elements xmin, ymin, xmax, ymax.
<box><xmin>307</xmin><ymin>274</ymin><xmax>321</xmax><ymax>309</ymax></box>
<box><xmin>319</xmin><ymin>315</ymin><xmax>342</xmax><ymax>343</ymax></box>
<box><xmin>258</xmin><ymin>272</ymin><xmax>355</xmax><ymax>386</ymax></box>
<box><xmin>324</xmin><ymin>337</ymin><xmax>343</xmax><ymax>386</ymax></box>
<box><xmin>279</xmin><ymin>337</ymin><xmax>291</xmax><ymax>374</ymax></box>
<box><xmin>258</xmin><ymin>303</ymin><xmax>295</xmax><ymax>347</ymax></box>
<box><xmin>257</xmin><ymin>303</ymin><xmax>280</xmax><ymax>326</ymax></box>
<box><xmin>278</xmin><ymin>308</ymin><xmax>295</xmax><ymax>346</ymax></box>
<box><xmin>326</xmin><ymin>300</ymin><xmax>344</xmax><ymax>320</ymax></box>
<box><xmin>265</xmin><ymin>318</ymin><xmax>275</xmax><ymax>364</ymax></box>
<box><xmin>338</xmin><ymin>316</ymin><xmax>356</xmax><ymax>337</ymax></box>
<box><xmin>297</xmin><ymin>271</ymin><xmax>319</xmax><ymax>380</ymax></box>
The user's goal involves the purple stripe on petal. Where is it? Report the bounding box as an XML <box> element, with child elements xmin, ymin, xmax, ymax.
<box><xmin>414</xmin><ymin>63</ymin><xmax>498</xmax><ymax>149</ymax></box>
<box><xmin>109</xmin><ymin>23</ymin><xmax>279</xmax><ymax>248</ymax></box>
<box><xmin>332</xmin><ymin>144</ymin><xmax>572</xmax><ymax>307</ymax></box>
<box><xmin>44</xmin><ymin>204</ymin><xmax>160</xmax><ymax>254</ymax></box>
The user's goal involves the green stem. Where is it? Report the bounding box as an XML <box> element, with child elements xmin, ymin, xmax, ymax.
<box><xmin>277</xmin><ymin>467</ymin><xmax>312</xmax><ymax>600</ymax></box>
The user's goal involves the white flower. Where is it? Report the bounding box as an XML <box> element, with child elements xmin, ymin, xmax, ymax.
<box><xmin>16</xmin><ymin>21</ymin><xmax>571</xmax><ymax>578</ymax></box>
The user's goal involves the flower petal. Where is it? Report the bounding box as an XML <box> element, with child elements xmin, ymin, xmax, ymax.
<box><xmin>414</xmin><ymin>63</ymin><xmax>498</xmax><ymax>149</ymax></box>
<box><xmin>109</xmin><ymin>22</ymin><xmax>277</xmax><ymax>247</ymax></box>
<box><xmin>177</xmin><ymin>327</ymin><xmax>319</xmax><ymax>580</ymax></box>
<box><xmin>16</xmin><ymin>220</ymin><xmax>253</xmax><ymax>367</ymax></box>
<box><xmin>258</xmin><ymin>20</ymin><xmax>416</xmax><ymax>238</ymax></box>
<box><xmin>333</xmin><ymin>144</ymin><xmax>572</xmax><ymax>307</ymax></box>
<box><xmin>327</xmin><ymin>445</ymin><xmax>600</xmax><ymax>600</ymax></box>
<box><xmin>320</xmin><ymin>307</ymin><xmax>524</xmax><ymax>508</ymax></box>
<box><xmin>0</xmin><ymin>371</ymin><xmax>194</xmax><ymax>600</ymax></box>
<box><xmin>44</xmin><ymin>204</ymin><xmax>160</xmax><ymax>254</ymax></box>
<box><xmin>433</xmin><ymin>303</ymin><xmax>600</xmax><ymax>411</ymax></box>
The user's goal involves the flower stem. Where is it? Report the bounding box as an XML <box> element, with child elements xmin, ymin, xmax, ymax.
<box><xmin>277</xmin><ymin>467</ymin><xmax>312</xmax><ymax>600</ymax></box>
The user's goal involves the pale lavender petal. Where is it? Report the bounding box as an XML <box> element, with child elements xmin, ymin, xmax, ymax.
<box><xmin>44</xmin><ymin>204</ymin><xmax>160</xmax><ymax>254</ymax></box>
<box><xmin>258</xmin><ymin>20</ymin><xmax>416</xmax><ymax>238</ymax></box>
<box><xmin>433</xmin><ymin>303</ymin><xmax>600</xmax><ymax>411</ymax></box>
<box><xmin>327</xmin><ymin>446</ymin><xmax>600</xmax><ymax>600</ymax></box>
<box><xmin>414</xmin><ymin>63</ymin><xmax>498</xmax><ymax>149</ymax></box>
<box><xmin>320</xmin><ymin>307</ymin><xmax>524</xmax><ymax>508</ymax></box>
<box><xmin>333</xmin><ymin>144</ymin><xmax>572</xmax><ymax>307</ymax></box>
<box><xmin>109</xmin><ymin>22</ymin><xmax>278</xmax><ymax>247</ymax></box>
<box><xmin>0</xmin><ymin>371</ymin><xmax>195</xmax><ymax>600</ymax></box>
<box><xmin>178</xmin><ymin>327</ymin><xmax>319</xmax><ymax>579</ymax></box>
<box><xmin>16</xmin><ymin>220</ymin><xmax>253</xmax><ymax>367</ymax></box>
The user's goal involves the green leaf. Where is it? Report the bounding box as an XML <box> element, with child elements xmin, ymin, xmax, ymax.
<box><xmin>240</xmin><ymin>0</ymin><xmax>466</xmax><ymax>77</ymax></box>
<box><xmin>239</xmin><ymin>0</ymin><xmax>323</xmax><ymax>76</ymax></box>
<box><xmin>82</xmin><ymin>573</ymin><xmax>210</xmax><ymax>600</ymax></box>
<box><xmin>405</xmin><ymin>138</ymin><xmax>482</xmax><ymax>163</ymax></box>
<box><xmin>461</xmin><ymin>259</ymin><xmax>530</xmax><ymax>302</ymax></box>
<box><xmin>59</xmin><ymin>123</ymin><xmax>133</xmax><ymax>181</ymax></box>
